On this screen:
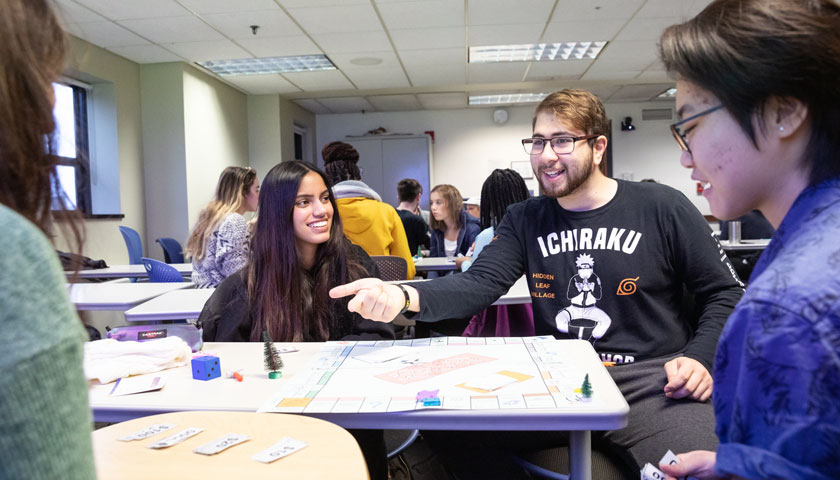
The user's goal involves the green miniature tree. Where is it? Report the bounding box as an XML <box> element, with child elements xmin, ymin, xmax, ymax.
<box><xmin>263</xmin><ymin>331</ymin><xmax>284</xmax><ymax>379</ymax></box>
<box><xmin>580</xmin><ymin>373</ymin><xmax>593</xmax><ymax>399</ymax></box>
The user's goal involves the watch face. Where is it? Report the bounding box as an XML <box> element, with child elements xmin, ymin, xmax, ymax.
<box><xmin>493</xmin><ymin>109</ymin><xmax>508</xmax><ymax>124</ymax></box>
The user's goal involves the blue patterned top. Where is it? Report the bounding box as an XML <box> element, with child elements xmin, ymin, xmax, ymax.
<box><xmin>714</xmin><ymin>178</ymin><xmax>840</xmax><ymax>480</ymax></box>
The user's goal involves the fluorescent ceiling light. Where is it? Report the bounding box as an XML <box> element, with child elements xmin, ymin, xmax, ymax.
<box><xmin>469</xmin><ymin>93</ymin><xmax>549</xmax><ymax>105</ymax></box>
<box><xmin>469</xmin><ymin>42</ymin><xmax>607</xmax><ymax>63</ymax></box>
<box><xmin>657</xmin><ymin>87</ymin><xmax>677</xmax><ymax>98</ymax></box>
<box><xmin>198</xmin><ymin>54</ymin><xmax>336</xmax><ymax>76</ymax></box>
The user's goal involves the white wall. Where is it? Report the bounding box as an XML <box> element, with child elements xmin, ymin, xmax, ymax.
<box><xmin>316</xmin><ymin>101</ymin><xmax>710</xmax><ymax>216</ymax></box>
<box><xmin>247</xmin><ymin>95</ymin><xmax>283</xmax><ymax>178</ymax></box>
<box><xmin>183</xmin><ymin>65</ymin><xmax>249</xmax><ymax>232</ymax></box>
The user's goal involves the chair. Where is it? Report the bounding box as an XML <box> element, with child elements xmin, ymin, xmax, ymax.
<box><xmin>118</xmin><ymin>226</ymin><xmax>143</xmax><ymax>265</ymax></box>
<box><xmin>371</xmin><ymin>255</ymin><xmax>408</xmax><ymax>281</ymax></box>
<box><xmin>141</xmin><ymin>257</ymin><xmax>184</xmax><ymax>283</ymax></box>
<box><xmin>156</xmin><ymin>237</ymin><xmax>184</xmax><ymax>264</ymax></box>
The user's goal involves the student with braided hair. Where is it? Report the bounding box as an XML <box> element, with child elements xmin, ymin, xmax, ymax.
<box><xmin>322</xmin><ymin>141</ymin><xmax>415</xmax><ymax>279</ymax></box>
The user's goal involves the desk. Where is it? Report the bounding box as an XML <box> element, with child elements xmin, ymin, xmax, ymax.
<box><xmin>68</xmin><ymin>263</ymin><xmax>193</xmax><ymax>280</ymax></box>
<box><xmin>90</xmin><ymin>340</ymin><xmax>628</xmax><ymax>480</ymax></box>
<box><xmin>125</xmin><ymin>288</ymin><xmax>214</xmax><ymax>322</ymax></box>
<box><xmin>720</xmin><ymin>239</ymin><xmax>770</xmax><ymax>251</ymax></box>
<box><xmin>92</xmin><ymin>411</ymin><xmax>368</xmax><ymax>480</ymax></box>
<box><xmin>412</xmin><ymin>256</ymin><xmax>458</xmax><ymax>272</ymax></box>
<box><xmin>68</xmin><ymin>282</ymin><xmax>193</xmax><ymax>311</ymax></box>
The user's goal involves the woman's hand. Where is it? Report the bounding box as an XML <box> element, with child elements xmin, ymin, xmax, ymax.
<box><xmin>329</xmin><ymin>278</ymin><xmax>419</xmax><ymax>323</ymax></box>
<box><xmin>660</xmin><ymin>450</ymin><xmax>719</xmax><ymax>479</ymax></box>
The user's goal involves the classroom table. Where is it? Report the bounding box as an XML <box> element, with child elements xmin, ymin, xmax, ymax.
<box><xmin>92</xmin><ymin>411</ymin><xmax>368</xmax><ymax>480</ymax></box>
<box><xmin>89</xmin><ymin>340</ymin><xmax>629</xmax><ymax>480</ymax></box>
<box><xmin>67</xmin><ymin>263</ymin><xmax>193</xmax><ymax>280</ymax></box>
<box><xmin>719</xmin><ymin>239</ymin><xmax>770</xmax><ymax>251</ymax></box>
<box><xmin>68</xmin><ymin>282</ymin><xmax>193</xmax><ymax>311</ymax></box>
<box><xmin>123</xmin><ymin>276</ymin><xmax>532</xmax><ymax>323</ymax></box>
<box><xmin>412</xmin><ymin>256</ymin><xmax>458</xmax><ymax>272</ymax></box>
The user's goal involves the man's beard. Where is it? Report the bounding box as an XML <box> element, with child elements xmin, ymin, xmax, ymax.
<box><xmin>538</xmin><ymin>151</ymin><xmax>597</xmax><ymax>199</ymax></box>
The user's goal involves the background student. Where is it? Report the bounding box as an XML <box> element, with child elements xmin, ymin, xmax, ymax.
<box><xmin>395</xmin><ymin>178</ymin><xmax>430</xmax><ymax>255</ymax></box>
<box><xmin>185</xmin><ymin>166</ymin><xmax>258</xmax><ymax>288</ymax></box>
<box><xmin>428</xmin><ymin>184</ymin><xmax>480</xmax><ymax>259</ymax></box>
<box><xmin>0</xmin><ymin>0</ymin><xmax>96</xmax><ymax>477</ymax></box>
<box><xmin>198</xmin><ymin>160</ymin><xmax>393</xmax><ymax>479</ymax></box>
<box><xmin>323</xmin><ymin>141</ymin><xmax>415</xmax><ymax>279</ymax></box>
<box><xmin>658</xmin><ymin>0</ymin><xmax>840</xmax><ymax>478</ymax></box>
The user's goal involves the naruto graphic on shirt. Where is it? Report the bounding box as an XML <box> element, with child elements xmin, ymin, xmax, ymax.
<box><xmin>554</xmin><ymin>253</ymin><xmax>612</xmax><ymax>343</ymax></box>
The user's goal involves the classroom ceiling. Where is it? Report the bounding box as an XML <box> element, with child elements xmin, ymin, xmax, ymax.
<box><xmin>55</xmin><ymin>0</ymin><xmax>711</xmax><ymax>114</ymax></box>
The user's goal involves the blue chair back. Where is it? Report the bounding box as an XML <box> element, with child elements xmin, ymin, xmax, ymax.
<box><xmin>156</xmin><ymin>237</ymin><xmax>185</xmax><ymax>264</ymax></box>
<box><xmin>141</xmin><ymin>257</ymin><xmax>184</xmax><ymax>283</ymax></box>
<box><xmin>118</xmin><ymin>226</ymin><xmax>143</xmax><ymax>265</ymax></box>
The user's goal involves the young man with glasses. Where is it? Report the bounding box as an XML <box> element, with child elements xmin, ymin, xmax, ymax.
<box><xmin>332</xmin><ymin>89</ymin><xmax>744</xmax><ymax>477</ymax></box>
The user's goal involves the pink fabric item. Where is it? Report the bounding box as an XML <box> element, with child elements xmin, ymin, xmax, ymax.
<box><xmin>462</xmin><ymin>304</ymin><xmax>535</xmax><ymax>337</ymax></box>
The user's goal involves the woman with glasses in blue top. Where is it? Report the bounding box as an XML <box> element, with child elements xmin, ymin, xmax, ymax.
<box><xmin>659</xmin><ymin>0</ymin><xmax>840</xmax><ymax>478</ymax></box>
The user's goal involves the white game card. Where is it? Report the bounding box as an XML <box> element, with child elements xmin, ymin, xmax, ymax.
<box><xmin>354</xmin><ymin>346</ymin><xmax>413</xmax><ymax>363</ymax></box>
<box><xmin>252</xmin><ymin>437</ymin><xmax>308</xmax><ymax>463</ymax></box>
<box><xmin>118</xmin><ymin>423</ymin><xmax>175</xmax><ymax>441</ymax></box>
<box><xmin>193</xmin><ymin>434</ymin><xmax>250</xmax><ymax>455</ymax></box>
<box><xmin>147</xmin><ymin>427</ymin><xmax>204</xmax><ymax>449</ymax></box>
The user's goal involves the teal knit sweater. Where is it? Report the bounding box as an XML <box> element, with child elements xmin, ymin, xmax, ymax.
<box><xmin>0</xmin><ymin>205</ymin><xmax>95</xmax><ymax>479</ymax></box>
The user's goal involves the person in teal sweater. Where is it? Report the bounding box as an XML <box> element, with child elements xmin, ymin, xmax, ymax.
<box><xmin>0</xmin><ymin>0</ymin><xmax>95</xmax><ymax>478</ymax></box>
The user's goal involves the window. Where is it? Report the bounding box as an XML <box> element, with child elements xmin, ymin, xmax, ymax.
<box><xmin>51</xmin><ymin>82</ymin><xmax>90</xmax><ymax>213</ymax></box>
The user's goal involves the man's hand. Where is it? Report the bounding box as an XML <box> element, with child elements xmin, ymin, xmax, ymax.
<box><xmin>664</xmin><ymin>356</ymin><xmax>713</xmax><ymax>401</ymax></box>
<box><xmin>660</xmin><ymin>450</ymin><xmax>719</xmax><ymax>479</ymax></box>
<box><xmin>329</xmin><ymin>278</ymin><xmax>415</xmax><ymax>323</ymax></box>
<box><xmin>454</xmin><ymin>256</ymin><xmax>471</xmax><ymax>269</ymax></box>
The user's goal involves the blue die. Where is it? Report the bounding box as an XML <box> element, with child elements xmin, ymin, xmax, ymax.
<box><xmin>191</xmin><ymin>356</ymin><xmax>221</xmax><ymax>381</ymax></box>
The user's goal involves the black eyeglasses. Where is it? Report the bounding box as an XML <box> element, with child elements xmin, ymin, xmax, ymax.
<box><xmin>670</xmin><ymin>104</ymin><xmax>723</xmax><ymax>153</ymax></box>
<box><xmin>521</xmin><ymin>134</ymin><xmax>600</xmax><ymax>155</ymax></box>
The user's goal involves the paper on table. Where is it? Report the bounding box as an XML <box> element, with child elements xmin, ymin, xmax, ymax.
<box><xmin>354</xmin><ymin>346</ymin><xmax>413</xmax><ymax>363</ymax></box>
<box><xmin>109</xmin><ymin>376</ymin><xmax>165</xmax><ymax>396</ymax></box>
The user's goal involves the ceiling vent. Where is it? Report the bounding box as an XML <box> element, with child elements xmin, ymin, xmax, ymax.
<box><xmin>642</xmin><ymin>108</ymin><xmax>673</xmax><ymax>121</ymax></box>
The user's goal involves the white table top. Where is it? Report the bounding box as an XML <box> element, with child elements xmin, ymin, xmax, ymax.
<box><xmin>124</xmin><ymin>288</ymin><xmax>215</xmax><ymax>322</ymax></box>
<box><xmin>68</xmin><ymin>282</ymin><xmax>193</xmax><ymax>311</ymax></box>
<box><xmin>412</xmin><ymin>256</ymin><xmax>458</xmax><ymax>271</ymax></box>
<box><xmin>68</xmin><ymin>263</ymin><xmax>193</xmax><ymax>279</ymax></box>
<box><xmin>89</xmin><ymin>341</ymin><xmax>628</xmax><ymax>432</ymax></box>
<box><xmin>123</xmin><ymin>276</ymin><xmax>532</xmax><ymax>322</ymax></box>
<box><xmin>720</xmin><ymin>239</ymin><xmax>770</xmax><ymax>251</ymax></box>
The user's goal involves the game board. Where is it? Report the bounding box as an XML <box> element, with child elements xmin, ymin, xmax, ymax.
<box><xmin>259</xmin><ymin>337</ymin><xmax>604</xmax><ymax>414</ymax></box>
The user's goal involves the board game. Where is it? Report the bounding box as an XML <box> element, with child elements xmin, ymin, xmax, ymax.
<box><xmin>259</xmin><ymin>336</ymin><xmax>603</xmax><ymax>414</ymax></box>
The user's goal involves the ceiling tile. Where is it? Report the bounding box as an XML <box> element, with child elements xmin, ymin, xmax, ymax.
<box><xmin>179</xmin><ymin>0</ymin><xmax>279</xmax><ymax>14</ymax></box>
<box><xmin>311</xmin><ymin>31</ymin><xmax>392</xmax><ymax>55</ymax></box>
<box><xmin>222</xmin><ymin>74</ymin><xmax>301</xmax><ymax>94</ymax></box>
<box><xmin>580</xmin><ymin>68</ymin><xmax>644</xmax><ymax>81</ymax></box>
<box><xmin>107</xmin><ymin>44</ymin><xmax>182</xmax><ymax>63</ymax></box>
<box><xmin>286</xmin><ymin>4</ymin><xmax>382</xmax><ymax>34</ymax></box>
<box><xmin>547</xmin><ymin>0</ymin><xmax>645</xmax><ymax>21</ymax></box>
<box><xmin>280</xmin><ymin>0</ymin><xmax>369</xmax><ymax>7</ymax></box>
<box><xmin>316</xmin><ymin>96</ymin><xmax>374</xmax><ymax>113</ymax></box>
<box><xmin>293</xmin><ymin>99</ymin><xmax>332</xmax><ymax>114</ymax></box>
<box><xmin>73</xmin><ymin>0</ymin><xmax>190</xmax><ymax>20</ymax></box>
<box><xmin>328</xmin><ymin>51</ymin><xmax>402</xmax><ymax>70</ymax></box>
<box><xmin>468</xmin><ymin>0</ymin><xmax>554</xmax><ymax>25</ymax></box>
<box><xmin>635</xmin><ymin>0</ymin><xmax>711</xmax><ymax>19</ymax></box>
<box><xmin>343</xmin><ymin>68</ymin><xmax>411</xmax><ymax>89</ymax></box>
<box><xmin>283</xmin><ymin>69</ymin><xmax>355</xmax><ymax>91</ymax></box>
<box><xmin>417</xmin><ymin>92</ymin><xmax>468</xmax><ymax>109</ymax></box>
<box><xmin>608</xmin><ymin>83</ymin><xmax>674</xmax><ymax>101</ymax></box>
<box><xmin>400</xmin><ymin>48</ymin><xmax>466</xmax><ymax>86</ymax></box>
<box><xmin>53</xmin><ymin>0</ymin><xmax>106</xmax><ymax>24</ymax></box>
<box><xmin>65</xmin><ymin>21</ymin><xmax>150</xmax><ymax>48</ymax></box>
<box><xmin>202</xmin><ymin>10</ymin><xmax>302</xmax><ymax>39</ymax></box>
<box><xmin>366</xmin><ymin>94</ymin><xmax>421</xmax><ymax>111</ymax></box>
<box><xmin>587</xmin><ymin>40</ymin><xmax>658</xmax><ymax>70</ymax></box>
<box><xmin>166</xmin><ymin>40</ymin><xmax>252</xmax><ymax>62</ymax></box>
<box><xmin>390</xmin><ymin>27</ymin><xmax>465</xmax><ymax>51</ymax></box>
<box><xmin>378</xmin><ymin>0</ymin><xmax>465</xmax><ymax>29</ymax></box>
<box><xmin>468</xmin><ymin>63</ymin><xmax>528</xmax><ymax>83</ymax></box>
<box><xmin>118</xmin><ymin>16</ymin><xmax>225</xmax><ymax>43</ymax></box>
<box><xmin>469</xmin><ymin>24</ymin><xmax>543</xmax><ymax>46</ymax></box>
<box><xmin>587</xmin><ymin>85</ymin><xmax>622</xmax><ymax>100</ymax></box>
<box><xmin>615</xmin><ymin>17</ymin><xmax>682</xmax><ymax>41</ymax></box>
<box><xmin>542</xmin><ymin>20</ymin><xmax>624</xmax><ymax>42</ymax></box>
<box><xmin>236</xmin><ymin>36</ymin><xmax>322</xmax><ymax>57</ymax></box>
<box><xmin>524</xmin><ymin>59</ymin><xmax>592</xmax><ymax>81</ymax></box>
